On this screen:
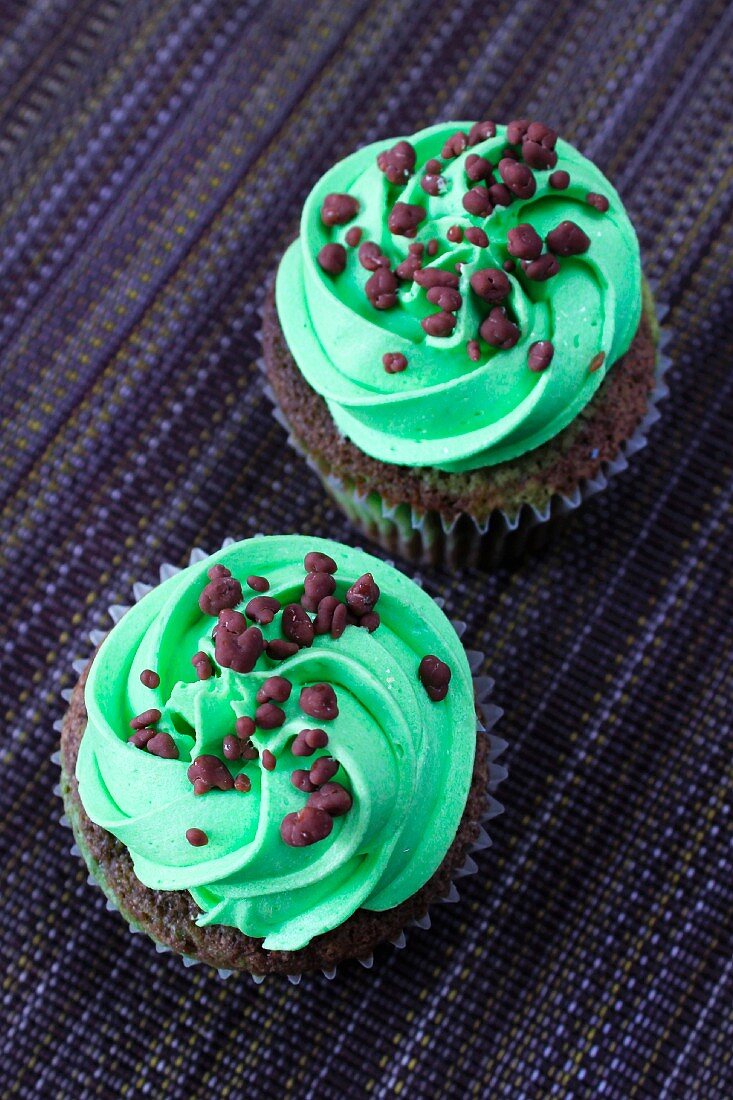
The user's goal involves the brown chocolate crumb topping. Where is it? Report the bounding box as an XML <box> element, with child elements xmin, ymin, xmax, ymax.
<box><xmin>188</xmin><ymin>754</ymin><xmax>234</xmax><ymax>796</ymax></box>
<box><xmin>320</xmin><ymin>193</ymin><xmax>359</xmax><ymax>226</ymax></box>
<box><xmin>300</xmin><ymin>683</ymin><xmax>339</xmax><ymax>721</ymax></box>
<box><xmin>130</xmin><ymin>708</ymin><xmax>161</xmax><ymax>730</ymax></box>
<box><xmin>586</xmin><ymin>192</ymin><xmax>609</xmax><ymax>212</ymax></box>
<box><xmin>140</xmin><ymin>669</ymin><xmax>159</xmax><ymax>689</ymax></box>
<box><xmin>418</xmin><ymin>654</ymin><xmax>452</xmax><ymax>701</ymax></box>
<box><xmin>317</xmin><ymin>243</ymin><xmax>346</xmax><ymax>275</ymax></box>
<box><xmin>191</xmin><ymin>651</ymin><xmax>213</xmax><ymax>680</ymax></box>
<box><xmin>280</xmin><ymin>806</ymin><xmax>333</xmax><ymax>847</ymax></box>
<box><xmin>383</xmin><ymin>352</ymin><xmax>408</xmax><ymax>374</ymax></box>
<box><xmin>377</xmin><ymin>140</ymin><xmax>416</xmax><ymax>184</ymax></box>
<box><xmin>589</xmin><ymin>351</ymin><xmax>606</xmax><ymax>373</ymax></box>
<box><xmin>186</xmin><ymin>828</ymin><xmax>208</xmax><ymax>846</ymax></box>
<box><xmin>528</xmin><ymin>340</ymin><xmax>555</xmax><ymax>372</ymax></box>
<box><xmin>246</xmin><ymin>575</ymin><xmax>269</xmax><ymax>592</ymax></box>
<box><xmin>262</xmin><ymin>749</ymin><xmax>276</xmax><ymax>772</ymax></box>
<box><xmin>480</xmin><ymin>307</ymin><xmax>520</xmax><ymax>349</ymax></box>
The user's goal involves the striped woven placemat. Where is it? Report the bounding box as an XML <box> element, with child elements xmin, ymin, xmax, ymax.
<box><xmin>1</xmin><ymin>1</ymin><xmax>731</xmax><ymax>1096</ymax></box>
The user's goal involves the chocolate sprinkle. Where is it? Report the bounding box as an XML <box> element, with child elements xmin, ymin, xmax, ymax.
<box><xmin>140</xmin><ymin>669</ymin><xmax>159</xmax><ymax>689</ymax></box>
<box><xmin>234</xmin><ymin>774</ymin><xmax>251</xmax><ymax>793</ymax></box>
<box><xmin>191</xmin><ymin>651</ymin><xmax>213</xmax><ymax>680</ymax></box>
<box><xmin>470</xmin><ymin>268</ymin><xmax>510</xmax><ymax>302</ymax></box>
<box><xmin>255</xmin><ymin>675</ymin><xmax>292</xmax><ymax>704</ymax></box>
<box><xmin>467</xmin><ymin>339</ymin><xmax>481</xmax><ymax>362</ymax></box>
<box><xmin>266</xmin><ymin>639</ymin><xmax>300</xmax><ymax>660</ymax></box>
<box><xmin>320</xmin><ymin>193</ymin><xmax>359</xmax><ymax>226</ymax></box>
<box><xmin>586</xmin><ymin>192</ymin><xmax>610</xmax><ymax>212</ymax></box>
<box><xmin>317</xmin><ymin>243</ymin><xmax>347</xmax><ymax>275</ymax></box>
<box><xmin>528</xmin><ymin>340</ymin><xmax>555</xmax><ymax>372</ymax></box>
<box><xmin>589</xmin><ymin>351</ymin><xmax>606</xmax><ymax>373</ymax></box>
<box><xmin>214</xmin><ymin>614</ymin><xmax>263</xmax><ymax>674</ymax></box>
<box><xmin>498</xmin><ymin>158</ymin><xmax>536</xmax><ymax>199</ymax></box>
<box><xmin>462</xmin><ymin>186</ymin><xmax>493</xmax><ymax>217</ymax></box>
<box><xmin>447</xmin><ymin>225</ymin><xmax>463</xmax><ymax>243</ymax></box>
<box><xmin>414</xmin><ymin>268</ymin><xmax>459</xmax><ymax>289</ymax></box>
<box><xmin>146</xmin><ymin>732</ymin><xmax>178</xmax><ymax>759</ymax></box>
<box><xmin>245</xmin><ymin>595</ymin><xmax>280</xmax><ymax>625</ymax></box>
<box><xmin>345</xmin><ymin>226</ymin><xmax>362</xmax><ymax>247</ymax></box>
<box><xmin>489</xmin><ymin>182</ymin><xmax>513</xmax><ymax>207</ymax></box>
<box><xmin>441</xmin><ymin>130</ymin><xmax>468</xmax><ymax>158</ymax></box>
<box><xmin>281</xmin><ymin>603</ymin><xmax>315</xmax><ymax>648</ymax></box>
<box><xmin>307</xmin><ymin>782</ymin><xmax>353</xmax><ymax>817</ymax></box>
<box><xmin>420</xmin><ymin>174</ymin><xmax>444</xmax><ymax>197</ymax></box>
<box><xmin>280</xmin><ymin>806</ymin><xmax>333</xmax><ymax>847</ymax></box>
<box><xmin>388</xmin><ymin>201</ymin><xmax>425</xmax><ymax>238</ymax></box>
<box><xmin>376</xmin><ymin>140</ymin><xmax>416</xmax><ymax>184</ymax></box>
<box><xmin>480</xmin><ymin>307</ymin><xmax>520</xmax><ymax>349</ymax></box>
<box><xmin>302</xmin><ymin>570</ymin><xmax>336</xmax><ymax>610</ymax></box>
<box><xmin>310</xmin><ymin>756</ymin><xmax>339</xmax><ymax>786</ymax></box>
<box><xmin>383</xmin><ymin>352</ymin><xmax>408</xmax><ymax>374</ymax></box>
<box><xmin>262</xmin><ymin>749</ymin><xmax>276</xmax><ymax>771</ymax></box>
<box><xmin>467</xmin><ymin>119</ymin><xmax>496</xmax><ymax>145</ymax></box>
<box><xmin>130</xmin><ymin>708</ymin><xmax>161</xmax><ymax>730</ymax></box>
<box><xmin>365</xmin><ymin>266</ymin><xmax>398</xmax><ymax>310</ymax></box>
<box><xmin>418</xmin><ymin>654</ymin><xmax>452</xmax><ymax>702</ymax></box>
<box><xmin>523</xmin><ymin>253</ymin><xmax>560</xmax><ymax>281</ymax></box>
<box><xmin>313</xmin><ymin>595</ymin><xmax>339</xmax><ymax>636</ymax></box>
<box><xmin>186</xmin><ymin>828</ymin><xmax>208</xmax><ymax>847</ymax></box>
<box><xmin>304</xmin><ymin>551</ymin><xmax>337</xmax><ymax>574</ymax></box>
<box><xmin>300</xmin><ymin>683</ymin><xmax>339</xmax><ymax>721</ymax></box>
<box><xmin>546</xmin><ymin>220</ymin><xmax>590</xmax><ymax>256</ymax></box>
<box><xmin>256</xmin><ymin>702</ymin><xmax>286</xmax><ymax>730</ymax></box>
<box><xmin>465</xmin><ymin>154</ymin><xmax>494</xmax><ymax>182</ymax></box>
<box><xmin>427</xmin><ymin>286</ymin><xmax>462</xmax><ymax>312</ymax></box>
<box><xmin>358</xmin><ymin>241</ymin><xmax>389</xmax><ymax>271</ymax></box>
<box><xmin>506</xmin><ymin>118</ymin><xmax>530</xmax><ymax>144</ymax></box>
<box><xmin>346</xmin><ymin>573</ymin><xmax>380</xmax><ymax>617</ymax></box>
<box><xmin>129</xmin><ymin>728</ymin><xmax>155</xmax><ymax>749</ymax></box>
<box><xmin>246</xmin><ymin>575</ymin><xmax>269</xmax><ymax>592</ymax></box>
<box><xmin>222</xmin><ymin>734</ymin><xmax>241</xmax><ymax>761</ymax></box>
<box><xmin>549</xmin><ymin>169</ymin><xmax>570</xmax><ymax>189</ymax></box>
<box><xmin>199</xmin><ymin>573</ymin><xmax>242</xmax><ymax>616</ymax></box>
<box><xmin>291</xmin><ymin>769</ymin><xmax>316</xmax><ymax>793</ymax></box>
<box><xmin>235</xmin><ymin>715</ymin><xmax>256</xmax><ymax>739</ymax></box>
<box><xmin>187</xmin><ymin>754</ymin><xmax>234</xmax><ymax>795</ymax></box>
<box><xmin>507</xmin><ymin>224</ymin><xmax>543</xmax><ymax>261</ymax></box>
<box><xmin>465</xmin><ymin>226</ymin><xmax>489</xmax><ymax>247</ymax></box>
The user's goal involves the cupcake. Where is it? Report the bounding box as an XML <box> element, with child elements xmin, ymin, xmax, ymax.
<box><xmin>264</xmin><ymin>119</ymin><xmax>662</xmax><ymax>567</ymax></box>
<box><xmin>60</xmin><ymin>536</ymin><xmax>499</xmax><ymax>977</ymax></box>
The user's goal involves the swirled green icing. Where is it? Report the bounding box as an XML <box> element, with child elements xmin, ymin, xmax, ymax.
<box><xmin>77</xmin><ymin>537</ymin><xmax>476</xmax><ymax>950</ymax></box>
<box><xmin>275</xmin><ymin>120</ymin><xmax>642</xmax><ymax>471</ymax></box>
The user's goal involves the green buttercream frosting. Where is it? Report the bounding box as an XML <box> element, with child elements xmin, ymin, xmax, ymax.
<box><xmin>77</xmin><ymin>536</ymin><xmax>476</xmax><ymax>951</ymax></box>
<box><xmin>275</xmin><ymin>120</ymin><xmax>642</xmax><ymax>471</ymax></box>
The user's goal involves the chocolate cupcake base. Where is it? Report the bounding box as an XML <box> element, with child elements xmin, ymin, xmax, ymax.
<box><xmin>261</xmin><ymin>282</ymin><xmax>666</xmax><ymax>569</ymax></box>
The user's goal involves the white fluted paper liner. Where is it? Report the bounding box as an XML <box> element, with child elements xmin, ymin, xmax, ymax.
<box><xmin>57</xmin><ymin>538</ymin><xmax>505</xmax><ymax>983</ymax></box>
<box><xmin>257</xmin><ymin>297</ymin><xmax>671</xmax><ymax>569</ymax></box>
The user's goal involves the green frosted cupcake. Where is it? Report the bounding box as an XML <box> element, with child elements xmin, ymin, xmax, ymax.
<box><xmin>263</xmin><ymin>118</ymin><xmax>663</xmax><ymax>567</ymax></box>
<box><xmin>60</xmin><ymin>536</ymin><xmax>501</xmax><ymax>977</ymax></box>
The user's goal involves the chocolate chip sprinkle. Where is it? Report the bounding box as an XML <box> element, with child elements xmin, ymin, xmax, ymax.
<box><xmin>345</xmin><ymin>226</ymin><xmax>362</xmax><ymax>247</ymax></box>
<box><xmin>426</xmin><ymin>238</ymin><xmax>438</xmax><ymax>257</ymax></box>
<box><xmin>420</xmin><ymin>174</ymin><xmax>444</xmax><ymax>197</ymax></box>
<box><xmin>186</xmin><ymin>828</ymin><xmax>208</xmax><ymax>847</ymax></box>
<box><xmin>522</xmin><ymin>253</ymin><xmax>560</xmax><ymax>281</ymax></box>
<box><xmin>235</xmin><ymin>715</ymin><xmax>256</xmax><ymax>739</ymax></box>
<box><xmin>256</xmin><ymin>702</ymin><xmax>286</xmax><ymax>730</ymax></box>
<box><xmin>506</xmin><ymin>118</ymin><xmax>530</xmax><ymax>144</ymax></box>
<box><xmin>187</xmin><ymin>754</ymin><xmax>234</xmax><ymax>796</ymax></box>
<box><xmin>262</xmin><ymin>749</ymin><xmax>276</xmax><ymax>771</ymax></box>
<box><xmin>129</xmin><ymin>728</ymin><xmax>155</xmax><ymax>748</ymax></box>
<box><xmin>465</xmin><ymin>226</ymin><xmax>489</xmax><ymax>247</ymax></box>
<box><xmin>388</xmin><ymin>201</ymin><xmax>426</xmax><ymax>238</ymax></box>
<box><xmin>414</xmin><ymin>268</ymin><xmax>459</xmax><ymax>289</ymax></box>
<box><xmin>199</xmin><ymin>573</ymin><xmax>243</xmax><ymax>616</ymax></box>
<box><xmin>377</xmin><ymin>140</ymin><xmax>416</xmax><ymax>184</ymax></box>
<box><xmin>222</xmin><ymin>734</ymin><xmax>241</xmax><ymax>760</ymax></box>
<box><xmin>546</xmin><ymin>220</ymin><xmax>590</xmax><ymax>256</ymax></box>
<box><xmin>317</xmin><ymin>243</ymin><xmax>347</xmax><ymax>275</ymax></box>
<box><xmin>507</xmin><ymin>224</ymin><xmax>543</xmax><ymax>260</ymax></box>
<box><xmin>282</xmin><ymin>603</ymin><xmax>314</xmax><ymax>648</ymax></box>
<box><xmin>441</xmin><ymin>130</ymin><xmax>468</xmax><ymax>158</ymax></box>
<box><xmin>191</xmin><ymin>651</ymin><xmax>213</xmax><ymax>680</ymax></box>
<box><xmin>418</xmin><ymin>654</ymin><xmax>452</xmax><ymax>701</ymax></box>
<box><xmin>245</xmin><ymin>595</ymin><xmax>280</xmax><ymax>625</ymax></box>
<box><xmin>427</xmin><ymin>286</ymin><xmax>462</xmax><ymax>312</ymax></box>
<box><xmin>300</xmin><ymin>683</ymin><xmax>339</xmax><ymax>721</ymax></box>
<box><xmin>146</xmin><ymin>732</ymin><xmax>179</xmax><ymax>759</ymax></box>
<box><xmin>365</xmin><ymin>266</ymin><xmax>398</xmax><ymax>310</ymax></box>
<box><xmin>470</xmin><ymin>267</ymin><xmax>510</xmax><ymax>302</ymax></box>
<box><xmin>467</xmin><ymin>339</ymin><xmax>481</xmax><ymax>362</ymax></box>
<box><xmin>468</xmin><ymin>119</ymin><xmax>497</xmax><ymax>145</ymax></box>
<box><xmin>246</xmin><ymin>575</ymin><xmax>269</xmax><ymax>592</ymax></box>
<box><xmin>346</xmin><ymin>573</ymin><xmax>380</xmax><ymax>617</ymax></box>
<box><xmin>462</xmin><ymin>186</ymin><xmax>493</xmax><ymax>217</ymax></box>
<box><xmin>549</xmin><ymin>169</ymin><xmax>570</xmax><ymax>189</ymax></box>
<box><xmin>586</xmin><ymin>192</ymin><xmax>609</xmax><ymax>212</ymax></box>
<box><xmin>528</xmin><ymin>340</ymin><xmax>555</xmax><ymax>372</ymax></box>
<box><xmin>304</xmin><ymin>551</ymin><xmax>337</xmax><ymax>574</ymax></box>
<box><xmin>320</xmin><ymin>193</ymin><xmax>359</xmax><ymax>226</ymax></box>
<box><xmin>292</xmin><ymin>728</ymin><xmax>329</xmax><ymax>756</ymax></box>
<box><xmin>214</xmin><ymin>616</ymin><xmax>263</xmax><ymax>674</ymax></box>
<box><xmin>302</xmin><ymin>570</ymin><xmax>336</xmax><ymax>610</ymax></box>
<box><xmin>488</xmin><ymin>182</ymin><xmax>513</xmax><ymax>207</ymax></box>
<box><xmin>267</xmin><ymin>639</ymin><xmax>300</xmax><ymax>660</ymax></box>
<box><xmin>498</xmin><ymin>158</ymin><xmax>536</xmax><ymax>199</ymax></box>
<box><xmin>308</xmin><ymin>782</ymin><xmax>352</xmax><ymax>817</ymax></box>
<box><xmin>281</xmin><ymin>806</ymin><xmax>333</xmax><ymax>847</ymax></box>
<box><xmin>383</xmin><ymin>352</ymin><xmax>408</xmax><ymax>374</ymax></box>
<box><xmin>465</xmin><ymin>154</ymin><xmax>494</xmax><ymax>182</ymax></box>
<box><xmin>358</xmin><ymin>241</ymin><xmax>389</xmax><ymax>271</ymax></box>
<box><xmin>310</xmin><ymin>756</ymin><xmax>339</xmax><ymax>787</ymax></box>
<box><xmin>480</xmin><ymin>307</ymin><xmax>520</xmax><ymax>349</ymax></box>
<box><xmin>589</xmin><ymin>351</ymin><xmax>606</xmax><ymax>373</ymax></box>
<box><xmin>291</xmin><ymin>769</ymin><xmax>316</xmax><ymax>793</ymax></box>
<box><xmin>234</xmin><ymin>774</ymin><xmax>251</xmax><ymax>793</ymax></box>
<box><xmin>255</xmin><ymin>675</ymin><xmax>292</xmax><ymax>704</ymax></box>
<box><xmin>130</xmin><ymin>708</ymin><xmax>161</xmax><ymax>730</ymax></box>
<box><xmin>140</xmin><ymin>669</ymin><xmax>159</xmax><ymax>689</ymax></box>
<box><xmin>447</xmin><ymin>225</ymin><xmax>463</xmax><ymax>243</ymax></box>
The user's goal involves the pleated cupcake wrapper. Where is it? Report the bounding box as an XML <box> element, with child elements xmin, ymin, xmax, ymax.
<box><xmin>256</xmin><ymin>297</ymin><xmax>671</xmax><ymax>568</ymax></box>
<box><xmin>56</xmin><ymin>538</ymin><xmax>506</xmax><ymax>983</ymax></box>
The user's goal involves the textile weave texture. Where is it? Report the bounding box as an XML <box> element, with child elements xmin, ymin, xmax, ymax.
<box><xmin>1</xmin><ymin>1</ymin><xmax>732</xmax><ymax>1096</ymax></box>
